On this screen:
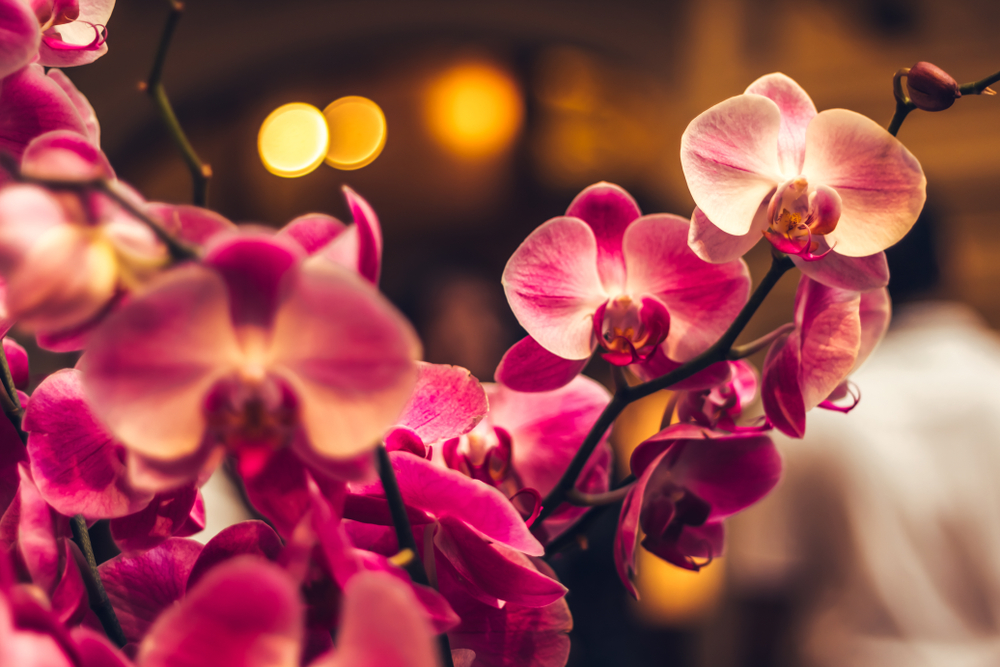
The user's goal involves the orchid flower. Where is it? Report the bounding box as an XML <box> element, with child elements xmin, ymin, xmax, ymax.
<box><xmin>681</xmin><ymin>72</ymin><xmax>925</xmax><ymax>291</ymax></box>
<box><xmin>0</xmin><ymin>0</ymin><xmax>113</xmax><ymax>79</ymax></box>
<box><xmin>440</xmin><ymin>376</ymin><xmax>613</xmax><ymax>543</ymax></box>
<box><xmin>499</xmin><ymin>182</ymin><xmax>749</xmax><ymax>392</ymax></box>
<box><xmin>675</xmin><ymin>360</ymin><xmax>760</xmax><ymax>432</ymax></box>
<box><xmin>615</xmin><ymin>424</ymin><xmax>781</xmax><ymax>596</ymax></box>
<box><xmin>80</xmin><ymin>231</ymin><xmax>421</xmax><ymax>495</ymax></box>
<box><xmin>761</xmin><ymin>276</ymin><xmax>890</xmax><ymax>438</ymax></box>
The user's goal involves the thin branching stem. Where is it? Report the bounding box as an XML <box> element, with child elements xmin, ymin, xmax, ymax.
<box><xmin>70</xmin><ymin>515</ymin><xmax>127</xmax><ymax>647</ymax></box>
<box><xmin>145</xmin><ymin>1</ymin><xmax>211</xmax><ymax>207</ymax></box>
<box><xmin>889</xmin><ymin>65</ymin><xmax>1000</xmax><ymax>136</ymax></box>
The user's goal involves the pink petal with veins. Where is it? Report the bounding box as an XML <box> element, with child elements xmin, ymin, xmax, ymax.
<box><xmin>564</xmin><ymin>182</ymin><xmax>641</xmax><ymax>292</ymax></box>
<box><xmin>21</xmin><ymin>129</ymin><xmax>113</xmax><ymax>180</ymax></box>
<box><xmin>24</xmin><ymin>369</ymin><xmax>153</xmax><ymax>519</ymax></box>
<box><xmin>186</xmin><ymin>521</ymin><xmax>282</xmax><ymax>591</ymax></box>
<box><xmin>45</xmin><ymin>69</ymin><xmax>100</xmax><ymax>144</ymax></box>
<box><xmin>37</xmin><ymin>0</ymin><xmax>114</xmax><ymax>68</ymax></box>
<box><xmin>680</xmin><ymin>94</ymin><xmax>784</xmax><ymax>236</ymax></box>
<box><xmin>502</xmin><ymin>216</ymin><xmax>607</xmax><ymax>360</ymax></box>
<box><xmin>109</xmin><ymin>485</ymin><xmax>202</xmax><ymax>552</ymax></box>
<box><xmin>0</xmin><ymin>64</ymin><xmax>87</xmax><ymax>160</ymax></box>
<box><xmin>494</xmin><ymin>335</ymin><xmax>590</xmax><ymax>392</ymax></box>
<box><xmin>81</xmin><ymin>264</ymin><xmax>242</xmax><ymax>461</ymax></box>
<box><xmin>744</xmin><ymin>73</ymin><xmax>817</xmax><ymax>175</ymax></box>
<box><xmin>16</xmin><ymin>464</ymin><xmax>61</xmax><ymax>592</ymax></box>
<box><xmin>342</xmin><ymin>185</ymin><xmax>382</xmax><ymax>285</ymax></box>
<box><xmin>0</xmin><ymin>1</ymin><xmax>40</xmax><ymax>80</ymax></box>
<box><xmin>761</xmin><ymin>333</ymin><xmax>806</xmax><ymax>438</ymax></box>
<box><xmin>855</xmin><ymin>287</ymin><xmax>891</xmax><ymax>371</ymax></box>
<box><xmin>136</xmin><ymin>556</ymin><xmax>303</xmax><ymax>667</ymax></box>
<box><xmin>278</xmin><ymin>213</ymin><xmax>346</xmax><ymax>255</ymax></box>
<box><xmin>624</xmin><ymin>213</ymin><xmax>750</xmax><ymax>361</ymax></box>
<box><xmin>147</xmin><ymin>203</ymin><xmax>235</xmax><ymax>247</ymax></box>
<box><xmin>99</xmin><ymin>538</ymin><xmax>204</xmax><ymax>644</ymax></box>
<box><xmin>802</xmin><ymin>109</ymin><xmax>926</xmax><ymax>257</ymax></box>
<box><xmin>269</xmin><ymin>260</ymin><xmax>420</xmax><ymax>460</ymax></box>
<box><xmin>687</xmin><ymin>205</ymin><xmax>767</xmax><ymax>264</ymax></box>
<box><xmin>791</xmin><ymin>247</ymin><xmax>889</xmax><ymax>291</ymax></box>
<box><xmin>794</xmin><ymin>277</ymin><xmax>861</xmax><ymax>410</ymax></box>
<box><xmin>396</xmin><ymin>362</ymin><xmax>488</xmax><ymax>442</ymax></box>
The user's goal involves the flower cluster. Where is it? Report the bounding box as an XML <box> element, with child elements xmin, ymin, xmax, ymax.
<box><xmin>0</xmin><ymin>8</ymin><xmax>939</xmax><ymax>667</ymax></box>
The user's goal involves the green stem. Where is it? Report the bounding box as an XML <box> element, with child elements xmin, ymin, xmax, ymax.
<box><xmin>146</xmin><ymin>1</ymin><xmax>211</xmax><ymax>207</ymax></box>
<box><xmin>536</xmin><ymin>253</ymin><xmax>794</xmax><ymax>523</ymax></box>
<box><xmin>887</xmin><ymin>98</ymin><xmax>915</xmax><ymax>137</ymax></box>
<box><xmin>958</xmin><ymin>68</ymin><xmax>1000</xmax><ymax>95</ymax></box>
<box><xmin>0</xmin><ymin>340</ymin><xmax>25</xmax><ymax>444</ymax></box>
<box><xmin>376</xmin><ymin>446</ymin><xmax>455</xmax><ymax>667</ymax></box>
<box><xmin>889</xmin><ymin>65</ymin><xmax>1000</xmax><ymax>136</ymax></box>
<box><xmin>70</xmin><ymin>515</ymin><xmax>127</xmax><ymax>647</ymax></box>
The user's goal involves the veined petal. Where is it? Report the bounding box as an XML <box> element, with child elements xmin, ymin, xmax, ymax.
<box><xmin>564</xmin><ymin>182</ymin><xmax>642</xmax><ymax>292</ymax></box>
<box><xmin>136</xmin><ymin>556</ymin><xmax>303</xmax><ymax>667</ymax></box>
<box><xmin>396</xmin><ymin>362</ymin><xmax>488</xmax><ymax>442</ymax></box>
<box><xmin>268</xmin><ymin>261</ymin><xmax>420</xmax><ymax>461</ymax></box>
<box><xmin>24</xmin><ymin>369</ymin><xmax>152</xmax><ymax>519</ymax></box>
<box><xmin>795</xmin><ymin>277</ymin><xmax>861</xmax><ymax>410</ymax></box>
<box><xmin>624</xmin><ymin>214</ymin><xmax>750</xmax><ymax>361</ymax></box>
<box><xmin>81</xmin><ymin>264</ymin><xmax>243</xmax><ymax>460</ymax></box>
<box><xmin>502</xmin><ymin>217</ymin><xmax>606</xmax><ymax>360</ymax></box>
<box><xmin>680</xmin><ymin>94</ymin><xmax>783</xmax><ymax>236</ymax></box>
<box><xmin>342</xmin><ymin>185</ymin><xmax>382</xmax><ymax>285</ymax></box>
<box><xmin>37</xmin><ymin>0</ymin><xmax>114</xmax><ymax>68</ymax></box>
<box><xmin>45</xmin><ymin>69</ymin><xmax>100</xmax><ymax>144</ymax></box>
<box><xmin>802</xmin><ymin>109</ymin><xmax>926</xmax><ymax>257</ymax></box>
<box><xmin>109</xmin><ymin>486</ymin><xmax>202</xmax><ymax>552</ymax></box>
<box><xmin>277</xmin><ymin>213</ymin><xmax>346</xmax><ymax>255</ymax></box>
<box><xmin>0</xmin><ymin>64</ymin><xmax>87</xmax><ymax>160</ymax></box>
<box><xmin>16</xmin><ymin>464</ymin><xmax>60</xmax><ymax>593</ymax></box>
<box><xmin>494</xmin><ymin>335</ymin><xmax>590</xmax><ymax>393</ymax></box>
<box><xmin>688</xmin><ymin>205</ymin><xmax>765</xmax><ymax>263</ymax></box>
<box><xmin>855</xmin><ymin>287</ymin><xmax>891</xmax><ymax>371</ymax></box>
<box><xmin>99</xmin><ymin>538</ymin><xmax>204</xmax><ymax>644</ymax></box>
<box><xmin>147</xmin><ymin>203</ymin><xmax>236</xmax><ymax>247</ymax></box>
<box><xmin>186</xmin><ymin>520</ymin><xmax>282</xmax><ymax>591</ymax></box>
<box><xmin>744</xmin><ymin>73</ymin><xmax>817</xmax><ymax>176</ymax></box>
<box><xmin>761</xmin><ymin>332</ymin><xmax>806</xmax><ymax>438</ymax></box>
<box><xmin>21</xmin><ymin>130</ymin><xmax>113</xmax><ymax>181</ymax></box>
<box><xmin>0</xmin><ymin>1</ymin><xmax>40</xmax><ymax>80</ymax></box>
<box><xmin>791</xmin><ymin>248</ymin><xmax>889</xmax><ymax>291</ymax></box>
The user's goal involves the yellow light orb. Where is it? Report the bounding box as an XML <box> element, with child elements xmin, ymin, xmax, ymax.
<box><xmin>424</xmin><ymin>62</ymin><xmax>524</xmax><ymax>159</ymax></box>
<box><xmin>258</xmin><ymin>103</ymin><xmax>329</xmax><ymax>178</ymax></box>
<box><xmin>323</xmin><ymin>96</ymin><xmax>387</xmax><ymax>170</ymax></box>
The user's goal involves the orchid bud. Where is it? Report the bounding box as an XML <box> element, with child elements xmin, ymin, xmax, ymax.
<box><xmin>906</xmin><ymin>62</ymin><xmax>961</xmax><ymax>111</ymax></box>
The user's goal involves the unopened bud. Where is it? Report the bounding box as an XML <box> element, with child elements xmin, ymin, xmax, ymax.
<box><xmin>906</xmin><ymin>62</ymin><xmax>961</xmax><ymax>111</ymax></box>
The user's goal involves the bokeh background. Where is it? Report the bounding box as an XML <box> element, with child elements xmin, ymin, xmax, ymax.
<box><xmin>38</xmin><ymin>1</ymin><xmax>1000</xmax><ymax>665</ymax></box>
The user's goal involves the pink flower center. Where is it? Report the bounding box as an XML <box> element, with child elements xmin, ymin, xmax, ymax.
<box><xmin>763</xmin><ymin>178</ymin><xmax>842</xmax><ymax>260</ymax></box>
<box><xmin>593</xmin><ymin>295</ymin><xmax>670</xmax><ymax>366</ymax></box>
<box><xmin>443</xmin><ymin>425</ymin><xmax>513</xmax><ymax>487</ymax></box>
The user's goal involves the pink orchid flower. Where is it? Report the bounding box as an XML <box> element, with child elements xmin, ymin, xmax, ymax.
<box><xmin>80</xmin><ymin>232</ymin><xmax>421</xmax><ymax>494</ymax></box>
<box><xmin>499</xmin><ymin>182</ymin><xmax>749</xmax><ymax>392</ymax></box>
<box><xmin>0</xmin><ymin>0</ymin><xmax>112</xmax><ymax>78</ymax></box>
<box><xmin>675</xmin><ymin>359</ymin><xmax>760</xmax><ymax>432</ymax></box>
<box><xmin>681</xmin><ymin>73</ymin><xmax>926</xmax><ymax>291</ymax></box>
<box><xmin>616</xmin><ymin>424</ymin><xmax>781</xmax><ymax>596</ymax></box>
<box><xmin>761</xmin><ymin>276</ymin><xmax>890</xmax><ymax>438</ymax></box>
<box><xmin>439</xmin><ymin>376</ymin><xmax>613</xmax><ymax>543</ymax></box>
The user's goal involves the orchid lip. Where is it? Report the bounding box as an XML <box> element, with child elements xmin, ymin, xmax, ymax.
<box><xmin>593</xmin><ymin>295</ymin><xmax>670</xmax><ymax>366</ymax></box>
<box><xmin>42</xmin><ymin>22</ymin><xmax>108</xmax><ymax>51</ymax></box>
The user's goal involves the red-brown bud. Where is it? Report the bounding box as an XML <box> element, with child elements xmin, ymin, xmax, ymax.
<box><xmin>905</xmin><ymin>62</ymin><xmax>961</xmax><ymax>111</ymax></box>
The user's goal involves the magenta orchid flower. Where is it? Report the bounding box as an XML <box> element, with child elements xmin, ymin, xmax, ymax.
<box><xmin>681</xmin><ymin>73</ymin><xmax>925</xmax><ymax>291</ymax></box>
<box><xmin>675</xmin><ymin>360</ymin><xmax>760</xmax><ymax>432</ymax></box>
<box><xmin>440</xmin><ymin>376</ymin><xmax>613</xmax><ymax>543</ymax></box>
<box><xmin>761</xmin><ymin>276</ymin><xmax>890</xmax><ymax>438</ymax></box>
<box><xmin>616</xmin><ymin>424</ymin><xmax>781</xmax><ymax>596</ymax></box>
<box><xmin>80</xmin><ymin>231</ymin><xmax>421</xmax><ymax>494</ymax></box>
<box><xmin>0</xmin><ymin>0</ymin><xmax>113</xmax><ymax>77</ymax></box>
<box><xmin>499</xmin><ymin>182</ymin><xmax>749</xmax><ymax>392</ymax></box>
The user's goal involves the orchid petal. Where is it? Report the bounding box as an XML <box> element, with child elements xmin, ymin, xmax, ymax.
<box><xmin>0</xmin><ymin>593</ymin><xmax>75</xmax><ymax>667</ymax></box>
<box><xmin>16</xmin><ymin>464</ymin><xmax>61</xmax><ymax>592</ymax></box>
<box><xmin>688</xmin><ymin>205</ymin><xmax>766</xmax><ymax>263</ymax></box>
<box><xmin>855</xmin><ymin>287</ymin><xmax>891</xmax><ymax>371</ymax></box>
<box><xmin>137</xmin><ymin>557</ymin><xmax>303</xmax><ymax>667</ymax></box>
<box><xmin>643</xmin><ymin>522</ymin><xmax>725</xmax><ymax>571</ymax></box>
<box><xmin>614</xmin><ymin>481</ymin><xmax>644</xmax><ymax>598</ymax></box>
<box><xmin>791</xmin><ymin>248</ymin><xmax>889</xmax><ymax>291</ymax></box>
<box><xmin>0</xmin><ymin>64</ymin><xmax>87</xmax><ymax>160</ymax></box>
<box><xmin>395</xmin><ymin>362</ymin><xmax>488</xmax><ymax>442</ymax></box>
<box><xmin>0</xmin><ymin>403</ymin><xmax>24</xmax><ymax>516</ymax></box>
<box><xmin>45</xmin><ymin>69</ymin><xmax>100</xmax><ymax>144</ymax></box>
<box><xmin>564</xmin><ymin>182</ymin><xmax>642</xmax><ymax>292</ymax></box>
<box><xmin>269</xmin><ymin>261</ymin><xmax>420</xmax><ymax>460</ymax></box>
<box><xmin>434</xmin><ymin>516</ymin><xmax>567</xmax><ymax>607</ymax></box>
<box><xmin>278</xmin><ymin>213</ymin><xmax>345</xmax><ymax>255</ymax></box>
<box><xmin>24</xmin><ymin>369</ymin><xmax>152</xmax><ymax>519</ymax></box>
<box><xmin>744</xmin><ymin>73</ymin><xmax>817</xmax><ymax>175</ymax></box>
<box><xmin>21</xmin><ymin>130</ymin><xmax>113</xmax><ymax>180</ymax></box>
<box><xmin>624</xmin><ymin>214</ymin><xmax>750</xmax><ymax>361</ymax></box>
<box><xmin>761</xmin><ymin>332</ymin><xmax>806</xmax><ymax>438</ymax></box>
<box><xmin>502</xmin><ymin>217</ymin><xmax>606</xmax><ymax>360</ymax></box>
<box><xmin>125</xmin><ymin>443</ymin><xmax>223</xmax><ymax>494</ymax></box>
<box><xmin>186</xmin><ymin>520</ymin><xmax>282</xmax><ymax>591</ymax></box>
<box><xmin>37</xmin><ymin>0</ymin><xmax>114</xmax><ymax>68</ymax></box>
<box><xmin>81</xmin><ymin>263</ymin><xmax>242</xmax><ymax>460</ymax></box>
<box><xmin>71</xmin><ymin>626</ymin><xmax>134</xmax><ymax>667</ymax></box>
<box><xmin>802</xmin><ymin>109</ymin><xmax>926</xmax><ymax>257</ymax></box>
<box><xmin>0</xmin><ymin>2</ymin><xmax>40</xmax><ymax>80</ymax></box>
<box><xmin>147</xmin><ymin>203</ymin><xmax>235</xmax><ymax>247</ymax></box>
<box><xmin>99</xmin><ymin>538</ymin><xmax>203</xmax><ymax>644</ymax></box>
<box><xmin>241</xmin><ymin>448</ymin><xmax>314</xmax><ymax>540</ymax></box>
<box><xmin>3</xmin><ymin>337</ymin><xmax>27</xmax><ymax>389</ymax></box>
<box><xmin>49</xmin><ymin>540</ymin><xmax>88</xmax><ymax>626</ymax></box>
<box><xmin>680</xmin><ymin>94</ymin><xmax>783</xmax><ymax>236</ymax></box>
<box><xmin>109</xmin><ymin>485</ymin><xmax>201</xmax><ymax>552</ymax></box>
<box><xmin>494</xmin><ymin>335</ymin><xmax>590</xmax><ymax>392</ymax></box>
<box><xmin>342</xmin><ymin>185</ymin><xmax>382</xmax><ymax>285</ymax></box>
<box><xmin>795</xmin><ymin>277</ymin><xmax>861</xmax><ymax>410</ymax></box>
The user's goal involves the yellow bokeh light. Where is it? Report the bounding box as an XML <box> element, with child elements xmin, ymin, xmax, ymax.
<box><xmin>258</xmin><ymin>102</ymin><xmax>329</xmax><ymax>178</ymax></box>
<box><xmin>633</xmin><ymin>550</ymin><xmax>725</xmax><ymax>626</ymax></box>
<box><xmin>323</xmin><ymin>96</ymin><xmax>387</xmax><ymax>170</ymax></box>
<box><xmin>424</xmin><ymin>62</ymin><xmax>524</xmax><ymax>159</ymax></box>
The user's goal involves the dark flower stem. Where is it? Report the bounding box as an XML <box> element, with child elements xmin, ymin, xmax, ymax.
<box><xmin>70</xmin><ymin>515</ymin><xmax>127</xmax><ymax>648</ymax></box>
<box><xmin>536</xmin><ymin>253</ymin><xmax>795</xmax><ymax>524</ymax></box>
<box><xmin>145</xmin><ymin>1</ymin><xmax>211</xmax><ymax>207</ymax></box>
<box><xmin>376</xmin><ymin>445</ymin><xmax>455</xmax><ymax>667</ymax></box>
<box><xmin>889</xmin><ymin>65</ymin><xmax>1000</xmax><ymax>136</ymax></box>
<box><xmin>0</xmin><ymin>341</ymin><xmax>25</xmax><ymax>444</ymax></box>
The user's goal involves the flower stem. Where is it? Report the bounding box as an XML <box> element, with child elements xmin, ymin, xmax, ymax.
<box><xmin>145</xmin><ymin>0</ymin><xmax>211</xmax><ymax>207</ymax></box>
<box><xmin>0</xmin><ymin>341</ymin><xmax>25</xmax><ymax>444</ymax></box>
<box><xmin>566</xmin><ymin>482</ymin><xmax>634</xmax><ymax>506</ymax></box>
<box><xmin>536</xmin><ymin>253</ymin><xmax>794</xmax><ymax>524</ymax></box>
<box><xmin>376</xmin><ymin>445</ymin><xmax>455</xmax><ymax>667</ymax></box>
<box><xmin>888</xmin><ymin>65</ymin><xmax>1000</xmax><ymax>136</ymax></box>
<box><xmin>70</xmin><ymin>515</ymin><xmax>127</xmax><ymax>648</ymax></box>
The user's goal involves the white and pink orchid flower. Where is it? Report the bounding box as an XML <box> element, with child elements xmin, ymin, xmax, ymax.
<box><xmin>681</xmin><ymin>73</ymin><xmax>925</xmax><ymax>291</ymax></box>
<box><xmin>761</xmin><ymin>276</ymin><xmax>890</xmax><ymax>438</ymax></box>
<box><xmin>499</xmin><ymin>182</ymin><xmax>749</xmax><ymax>392</ymax></box>
<box><xmin>0</xmin><ymin>0</ymin><xmax>113</xmax><ymax>78</ymax></box>
<box><xmin>80</xmin><ymin>231</ymin><xmax>421</xmax><ymax>492</ymax></box>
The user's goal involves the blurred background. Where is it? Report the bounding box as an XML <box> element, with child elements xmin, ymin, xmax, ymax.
<box><xmin>36</xmin><ymin>1</ymin><xmax>1000</xmax><ymax>665</ymax></box>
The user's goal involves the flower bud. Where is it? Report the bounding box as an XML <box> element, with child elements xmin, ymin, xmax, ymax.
<box><xmin>906</xmin><ymin>62</ymin><xmax>961</xmax><ymax>111</ymax></box>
